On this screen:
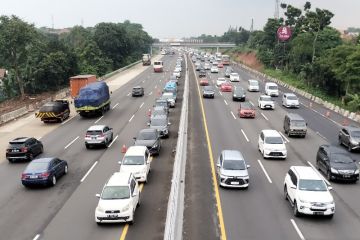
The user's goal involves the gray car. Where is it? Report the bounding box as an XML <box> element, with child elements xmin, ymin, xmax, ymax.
<box><xmin>154</xmin><ymin>99</ymin><xmax>170</xmax><ymax>113</ymax></box>
<box><xmin>134</xmin><ymin>129</ymin><xmax>161</xmax><ymax>155</ymax></box>
<box><xmin>202</xmin><ymin>86</ymin><xmax>215</xmax><ymax>98</ymax></box>
<box><xmin>339</xmin><ymin>126</ymin><xmax>360</xmax><ymax>152</ymax></box>
<box><xmin>148</xmin><ymin>115</ymin><xmax>170</xmax><ymax>138</ymax></box>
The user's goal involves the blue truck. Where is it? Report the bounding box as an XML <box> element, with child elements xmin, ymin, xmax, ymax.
<box><xmin>74</xmin><ymin>81</ymin><xmax>111</xmax><ymax>117</ymax></box>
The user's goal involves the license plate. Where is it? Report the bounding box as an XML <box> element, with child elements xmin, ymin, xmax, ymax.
<box><xmin>12</xmin><ymin>149</ymin><xmax>19</xmax><ymax>152</ymax></box>
<box><xmin>343</xmin><ymin>175</ymin><xmax>351</xmax><ymax>178</ymax></box>
<box><xmin>313</xmin><ymin>212</ymin><xmax>324</xmax><ymax>215</ymax></box>
<box><xmin>107</xmin><ymin>214</ymin><xmax>118</xmax><ymax>218</ymax></box>
<box><xmin>92</xmin><ymin>137</ymin><xmax>96</xmax><ymax>140</ymax></box>
<box><xmin>29</xmin><ymin>175</ymin><xmax>38</xmax><ymax>179</ymax></box>
<box><xmin>230</xmin><ymin>181</ymin><xmax>239</xmax><ymax>185</ymax></box>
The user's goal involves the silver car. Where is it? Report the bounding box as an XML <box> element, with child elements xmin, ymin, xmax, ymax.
<box><xmin>85</xmin><ymin>125</ymin><xmax>113</xmax><ymax>148</ymax></box>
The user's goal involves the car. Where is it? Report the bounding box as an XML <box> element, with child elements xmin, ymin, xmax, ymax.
<box><xmin>132</xmin><ymin>86</ymin><xmax>144</xmax><ymax>97</ymax></box>
<box><xmin>216</xmin><ymin>150</ymin><xmax>250</xmax><ymax>188</ymax></box>
<box><xmin>120</xmin><ymin>146</ymin><xmax>151</xmax><ymax>182</ymax></box>
<box><xmin>173</xmin><ymin>69</ymin><xmax>181</xmax><ymax>78</ymax></box>
<box><xmin>258</xmin><ymin>129</ymin><xmax>287</xmax><ymax>159</ymax></box>
<box><xmin>284</xmin><ymin>166</ymin><xmax>335</xmax><ymax>218</ymax></box>
<box><xmin>21</xmin><ymin>157</ymin><xmax>68</xmax><ymax>187</ymax></box>
<box><xmin>169</xmin><ymin>75</ymin><xmax>178</xmax><ymax>85</ymax></box>
<box><xmin>217</xmin><ymin>63</ymin><xmax>224</xmax><ymax>68</ymax></box>
<box><xmin>6</xmin><ymin>137</ymin><xmax>43</xmax><ymax>162</ymax></box>
<box><xmin>199</xmin><ymin>69</ymin><xmax>206</xmax><ymax>78</ymax></box>
<box><xmin>220</xmin><ymin>82</ymin><xmax>232</xmax><ymax>92</ymax></box>
<box><xmin>199</xmin><ymin>78</ymin><xmax>209</xmax><ymax>86</ymax></box>
<box><xmin>224</xmin><ymin>67</ymin><xmax>233</xmax><ymax>78</ymax></box>
<box><xmin>154</xmin><ymin>99</ymin><xmax>170</xmax><ymax>113</ymax></box>
<box><xmin>210</xmin><ymin>66</ymin><xmax>219</xmax><ymax>73</ymax></box>
<box><xmin>195</xmin><ymin>64</ymin><xmax>202</xmax><ymax>71</ymax></box>
<box><xmin>338</xmin><ymin>126</ymin><xmax>360</xmax><ymax>152</ymax></box>
<box><xmin>161</xmin><ymin>92</ymin><xmax>176</xmax><ymax>108</ymax></box>
<box><xmin>148</xmin><ymin>115</ymin><xmax>170</xmax><ymax>138</ymax></box>
<box><xmin>212</xmin><ymin>61</ymin><xmax>219</xmax><ymax>66</ymax></box>
<box><xmin>204</xmin><ymin>63</ymin><xmax>211</xmax><ymax>70</ymax></box>
<box><xmin>316</xmin><ymin>145</ymin><xmax>359</xmax><ymax>182</ymax></box>
<box><xmin>258</xmin><ymin>95</ymin><xmax>275</xmax><ymax>110</ymax></box>
<box><xmin>85</xmin><ymin>125</ymin><xmax>113</xmax><ymax>149</ymax></box>
<box><xmin>282</xmin><ymin>93</ymin><xmax>300</xmax><ymax>108</ymax></box>
<box><xmin>150</xmin><ymin>106</ymin><xmax>168</xmax><ymax>119</ymax></box>
<box><xmin>232</xmin><ymin>87</ymin><xmax>246</xmax><ymax>101</ymax></box>
<box><xmin>247</xmin><ymin>79</ymin><xmax>259</xmax><ymax>92</ymax></box>
<box><xmin>238</xmin><ymin>102</ymin><xmax>255</xmax><ymax>118</ymax></box>
<box><xmin>229</xmin><ymin>73</ymin><xmax>240</xmax><ymax>82</ymax></box>
<box><xmin>95</xmin><ymin>172</ymin><xmax>140</xmax><ymax>224</ymax></box>
<box><xmin>134</xmin><ymin>129</ymin><xmax>161</xmax><ymax>155</ymax></box>
<box><xmin>202</xmin><ymin>86</ymin><xmax>215</xmax><ymax>98</ymax></box>
<box><xmin>265</xmin><ymin>82</ymin><xmax>279</xmax><ymax>96</ymax></box>
<box><xmin>216</xmin><ymin>78</ymin><xmax>226</xmax><ymax>87</ymax></box>
<box><xmin>175</xmin><ymin>65</ymin><xmax>182</xmax><ymax>72</ymax></box>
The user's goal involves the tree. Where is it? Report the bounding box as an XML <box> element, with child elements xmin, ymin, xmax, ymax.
<box><xmin>347</xmin><ymin>93</ymin><xmax>360</xmax><ymax>112</ymax></box>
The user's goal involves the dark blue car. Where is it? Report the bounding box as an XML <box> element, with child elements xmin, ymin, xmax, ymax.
<box><xmin>21</xmin><ymin>158</ymin><xmax>68</xmax><ymax>187</ymax></box>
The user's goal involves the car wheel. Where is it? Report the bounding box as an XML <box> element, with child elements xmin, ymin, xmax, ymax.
<box><xmin>28</xmin><ymin>153</ymin><xmax>34</xmax><ymax>161</ymax></box>
<box><xmin>348</xmin><ymin>144</ymin><xmax>352</xmax><ymax>152</ymax></box>
<box><xmin>51</xmin><ymin>175</ymin><xmax>57</xmax><ymax>186</ymax></box>
<box><xmin>64</xmin><ymin>165</ymin><xmax>68</xmax><ymax>175</ymax></box>
<box><xmin>287</xmin><ymin>131</ymin><xmax>291</xmax><ymax>137</ymax></box>
<box><xmin>96</xmin><ymin>221</ymin><xmax>102</xmax><ymax>225</ymax></box>
<box><xmin>284</xmin><ymin>185</ymin><xmax>288</xmax><ymax>201</ymax></box>
<box><xmin>137</xmin><ymin>194</ymin><xmax>141</xmax><ymax>207</ymax></box>
<box><xmin>316</xmin><ymin>161</ymin><xmax>321</xmax><ymax>171</ymax></box>
<box><xmin>129</xmin><ymin>210</ymin><xmax>135</xmax><ymax>225</ymax></box>
<box><xmin>293</xmin><ymin>201</ymin><xmax>300</xmax><ymax>217</ymax></box>
<box><xmin>8</xmin><ymin>159</ymin><xmax>14</xmax><ymax>163</ymax></box>
<box><xmin>40</xmin><ymin>146</ymin><xmax>44</xmax><ymax>154</ymax></box>
<box><xmin>327</xmin><ymin>171</ymin><xmax>332</xmax><ymax>181</ymax></box>
<box><xmin>327</xmin><ymin>214</ymin><xmax>334</xmax><ymax>219</ymax></box>
<box><xmin>85</xmin><ymin>144</ymin><xmax>90</xmax><ymax>149</ymax></box>
<box><xmin>338</xmin><ymin>137</ymin><xmax>342</xmax><ymax>145</ymax></box>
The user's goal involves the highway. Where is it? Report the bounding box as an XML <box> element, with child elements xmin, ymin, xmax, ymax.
<box><xmin>184</xmin><ymin>55</ymin><xmax>360</xmax><ymax>240</ymax></box>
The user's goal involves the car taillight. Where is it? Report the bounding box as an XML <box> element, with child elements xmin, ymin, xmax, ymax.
<box><xmin>40</xmin><ymin>172</ymin><xmax>50</xmax><ymax>178</ymax></box>
<box><xmin>21</xmin><ymin>147</ymin><xmax>28</xmax><ymax>152</ymax></box>
<box><xmin>21</xmin><ymin>173</ymin><xmax>27</xmax><ymax>180</ymax></box>
<box><xmin>85</xmin><ymin>134</ymin><xmax>90</xmax><ymax>138</ymax></box>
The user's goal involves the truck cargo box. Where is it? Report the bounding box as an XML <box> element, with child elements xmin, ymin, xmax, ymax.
<box><xmin>70</xmin><ymin>74</ymin><xmax>96</xmax><ymax>98</ymax></box>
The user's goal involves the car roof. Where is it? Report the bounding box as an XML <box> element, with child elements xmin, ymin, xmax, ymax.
<box><xmin>133</xmin><ymin>86</ymin><xmax>142</xmax><ymax>89</ymax></box>
<box><xmin>9</xmin><ymin>137</ymin><xmax>31</xmax><ymax>143</ymax></box>
<box><xmin>286</xmin><ymin>113</ymin><xmax>304</xmax><ymax>121</ymax></box>
<box><xmin>248</xmin><ymin>79</ymin><xmax>258</xmax><ymax>82</ymax></box>
<box><xmin>265</xmin><ymin>82</ymin><xmax>277</xmax><ymax>86</ymax></box>
<box><xmin>125</xmin><ymin>145</ymin><xmax>148</xmax><ymax>156</ymax></box>
<box><xmin>222</xmin><ymin>150</ymin><xmax>245</xmax><ymax>161</ymax></box>
<box><xmin>87</xmin><ymin>125</ymin><xmax>106</xmax><ymax>131</ymax></box>
<box><xmin>291</xmin><ymin>166</ymin><xmax>322</xmax><ymax>180</ymax></box>
<box><xmin>344</xmin><ymin>125</ymin><xmax>360</xmax><ymax>132</ymax></box>
<box><xmin>152</xmin><ymin>115</ymin><xmax>167</xmax><ymax>120</ymax></box>
<box><xmin>321</xmin><ymin>144</ymin><xmax>348</xmax><ymax>154</ymax></box>
<box><xmin>260</xmin><ymin>95</ymin><xmax>271</xmax><ymax>98</ymax></box>
<box><xmin>284</xmin><ymin>93</ymin><xmax>296</xmax><ymax>97</ymax></box>
<box><xmin>262</xmin><ymin>129</ymin><xmax>281</xmax><ymax>137</ymax></box>
<box><xmin>107</xmin><ymin>172</ymin><xmax>133</xmax><ymax>187</ymax></box>
<box><xmin>139</xmin><ymin>128</ymin><xmax>157</xmax><ymax>134</ymax></box>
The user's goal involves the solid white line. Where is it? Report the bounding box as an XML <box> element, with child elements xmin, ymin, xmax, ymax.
<box><xmin>139</xmin><ymin>102</ymin><xmax>144</xmax><ymax>109</ymax></box>
<box><xmin>64</xmin><ymin>136</ymin><xmax>79</xmax><ymax>149</ymax></box>
<box><xmin>149</xmin><ymin>91</ymin><xmax>153</xmax><ymax>96</ymax></box>
<box><xmin>241</xmin><ymin>129</ymin><xmax>250</xmax><ymax>142</ymax></box>
<box><xmin>112</xmin><ymin>103</ymin><xmax>119</xmax><ymax>109</ymax></box>
<box><xmin>230</xmin><ymin>111</ymin><xmax>236</xmax><ymax>119</ymax></box>
<box><xmin>94</xmin><ymin>116</ymin><xmax>103</xmax><ymax>124</ymax></box>
<box><xmin>249</xmin><ymin>100</ymin><xmax>254</xmax><ymax>106</ymax></box>
<box><xmin>33</xmin><ymin>234</ymin><xmax>40</xmax><ymax>240</ymax></box>
<box><xmin>261</xmin><ymin>112</ymin><xmax>269</xmax><ymax>121</ymax></box>
<box><xmin>224</xmin><ymin>99</ymin><xmax>228</xmax><ymax>105</ymax></box>
<box><xmin>80</xmin><ymin>161</ymin><xmax>98</xmax><ymax>183</ymax></box>
<box><xmin>108</xmin><ymin>135</ymin><xmax>118</xmax><ymax>148</ymax></box>
<box><xmin>307</xmin><ymin>161</ymin><xmax>331</xmax><ymax>186</ymax></box>
<box><xmin>290</xmin><ymin>219</ymin><xmax>306</xmax><ymax>240</ymax></box>
<box><xmin>129</xmin><ymin>114</ymin><xmax>135</xmax><ymax>122</ymax></box>
<box><xmin>61</xmin><ymin>115</ymin><xmax>76</xmax><ymax>125</ymax></box>
<box><xmin>279</xmin><ymin>132</ymin><xmax>290</xmax><ymax>143</ymax></box>
<box><xmin>127</xmin><ymin>92</ymin><xmax>131</xmax><ymax>96</ymax></box>
<box><xmin>257</xmin><ymin>160</ymin><xmax>272</xmax><ymax>183</ymax></box>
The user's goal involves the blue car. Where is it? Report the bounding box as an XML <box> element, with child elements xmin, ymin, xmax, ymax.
<box><xmin>21</xmin><ymin>157</ymin><xmax>68</xmax><ymax>187</ymax></box>
<box><xmin>164</xmin><ymin>82</ymin><xmax>177</xmax><ymax>91</ymax></box>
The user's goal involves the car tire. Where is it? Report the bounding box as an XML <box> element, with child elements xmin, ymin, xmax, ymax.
<box><xmin>284</xmin><ymin>185</ymin><xmax>288</xmax><ymax>201</ymax></box>
<box><xmin>28</xmin><ymin>153</ymin><xmax>34</xmax><ymax>161</ymax></box>
<box><xmin>327</xmin><ymin>214</ymin><xmax>334</xmax><ymax>219</ymax></box>
<box><xmin>85</xmin><ymin>144</ymin><xmax>90</xmax><ymax>149</ymax></box>
<box><xmin>348</xmin><ymin>144</ymin><xmax>352</xmax><ymax>152</ymax></box>
<box><xmin>327</xmin><ymin>171</ymin><xmax>332</xmax><ymax>181</ymax></box>
<box><xmin>129</xmin><ymin>210</ymin><xmax>135</xmax><ymax>225</ymax></box>
<box><xmin>8</xmin><ymin>159</ymin><xmax>14</xmax><ymax>163</ymax></box>
<box><xmin>338</xmin><ymin>137</ymin><xmax>342</xmax><ymax>145</ymax></box>
<box><xmin>316</xmin><ymin>161</ymin><xmax>321</xmax><ymax>171</ymax></box>
<box><xmin>51</xmin><ymin>175</ymin><xmax>57</xmax><ymax>186</ymax></box>
<box><xmin>39</xmin><ymin>146</ymin><xmax>44</xmax><ymax>154</ymax></box>
<box><xmin>293</xmin><ymin>201</ymin><xmax>300</xmax><ymax>217</ymax></box>
<box><xmin>64</xmin><ymin>165</ymin><xmax>68</xmax><ymax>175</ymax></box>
<box><xmin>137</xmin><ymin>194</ymin><xmax>141</xmax><ymax>208</ymax></box>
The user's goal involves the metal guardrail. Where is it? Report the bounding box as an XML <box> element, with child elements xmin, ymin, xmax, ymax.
<box><xmin>163</xmin><ymin>54</ymin><xmax>189</xmax><ymax>240</ymax></box>
<box><xmin>102</xmin><ymin>60</ymin><xmax>142</xmax><ymax>80</ymax></box>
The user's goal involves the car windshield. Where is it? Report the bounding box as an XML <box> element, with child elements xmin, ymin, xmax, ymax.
<box><xmin>298</xmin><ymin>179</ymin><xmax>327</xmax><ymax>192</ymax></box>
<box><xmin>122</xmin><ymin>156</ymin><xmax>145</xmax><ymax>165</ymax></box>
<box><xmin>350</xmin><ymin>130</ymin><xmax>360</xmax><ymax>138</ymax></box>
<box><xmin>290</xmin><ymin>120</ymin><xmax>306</xmax><ymax>127</ymax></box>
<box><xmin>268</xmin><ymin>86</ymin><xmax>278</xmax><ymax>90</ymax></box>
<box><xmin>331</xmin><ymin>153</ymin><xmax>354</xmax><ymax>164</ymax></box>
<box><xmin>241</xmin><ymin>103</ymin><xmax>252</xmax><ymax>109</ymax></box>
<box><xmin>101</xmin><ymin>186</ymin><xmax>130</xmax><ymax>200</ymax></box>
<box><xmin>261</xmin><ymin>96</ymin><xmax>272</xmax><ymax>102</ymax></box>
<box><xmin>234</xmin><ymin>89</ymin><xmax>244</xmax><ymax>94</ymax></box>
<box><xmin>231</xmin><ymin>73</ymin><xmax>239</xmax><ymax>76</ymax></box>
<box><xmin>223</xmin><ymin>160</ymin><xmax>246</xmax><ymax>170</ymax></box>
<box><xmin>287</xmin><ymin>95</ymin><xmax>298</xmax><ymax>100</ymax></box>
<box><xmin>25</xmin><ymin>162</ymin><xmax>49</xmax><ymax>172</ymax></box>
<box><xmin>9</xmin><ymin>142</ymin><xmax>25</xmax><ymax>148</ymax></box>
<box><xmin>138</xmin><ymin>132</ymin><xmax>156</xmax><ymax>140</ymax></box>
<box><xmin>265</xmin><ymin>136</ymin><xmax>283</xmax><ymax>144</ymax></box>
<box><xmin>249</xmin><ymin>81</ymin><xmax>258</xmax><ymax>86</ymax></box>
<box><xmin>151</xmin><ymin>118</ymin><xmax>167</xmax><ymax>126</ymax></box>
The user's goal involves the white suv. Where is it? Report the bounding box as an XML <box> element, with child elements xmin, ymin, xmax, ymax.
<box><xmin>284</xmin><ymin>166</ymin><xmax>335</xmax><ymax>218</ymax></box>
<box><xmin>258</xmin><ymin>130</ymin><xmax>287</xmax><ymax>159</ymax></box>
<box><xmin>119</xmin><ymin>146</ymin><xmax>151</xmax><ymax>183</ymax></box>
<box><xmin>85</xmin><ymin>125</ymin><xmax>113</xmax><ymax>149</ymax></box>
<box><xmin>95</xmin><ymin>172</ymin><xmax>140</xmax><ymax>224</ymax></box>
<box><xmin>282</xmin><ymin>93</ymin><xmax>300</xmax><ymax>108</ymax></box>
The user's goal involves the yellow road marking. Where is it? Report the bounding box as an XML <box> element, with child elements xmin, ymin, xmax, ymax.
<box><xmin>193</xmin><ymin>61</ymin><xmax>227</xmax><ymax>240</ymax></box>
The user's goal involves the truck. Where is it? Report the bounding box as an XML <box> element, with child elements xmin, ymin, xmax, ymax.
<box><xmin>153</xmin><ymin>61</ymin><xmax>164</xmax><ymax>72</ymax></box>
<box><xmin>142</xmin><ymin>54</ymin><xmax>151</xmax><ymax>66</ymax></box>
<box><xmin>35</xmin><ymin>99</ymin><xmax>70</xmax><ymax>123</ymax></box>
<box><xmin>74</xmin><ymin>81</ymin><xmax>111</xmax><ymax>117</ymax></box>
<box><xmin>70</xmin><ymin>75</ymin><xmax>97</xmax><ymax>98</ymax></box>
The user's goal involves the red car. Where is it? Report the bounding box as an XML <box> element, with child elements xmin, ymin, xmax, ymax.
<box><xmin>238</xmin><ymin>102</ymin><xmax>255</xmax><ymax>118</ymax></box>
<box><xmin>199</xmin><ymin>78</ymin><xmax>209</xmax><ymax>86</ymax></box>
<box><xmin>220</xmin><ymin>82</ymin><xmax>232</xmax><ymax>92</ymax></box>
<box><xmin>218</xmin><ymin>63</ymin><xmax>224</xmax><ymax>68</ymax></box>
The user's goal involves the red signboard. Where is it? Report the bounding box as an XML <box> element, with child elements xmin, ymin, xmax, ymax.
<box><xmin>277</xmin><ymin>26</ymin><xmax>292</xmax><ymax>42</ymax></box>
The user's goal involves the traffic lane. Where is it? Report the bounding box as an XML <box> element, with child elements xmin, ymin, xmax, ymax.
<box><xmin>183</xmin><ymin>59</ymin><xmax>219</xmax><ymax>240</ymax></box>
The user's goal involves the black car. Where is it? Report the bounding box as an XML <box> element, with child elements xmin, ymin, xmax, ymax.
<box><xmin>132</xmin><ymin>86</ymin><xmax>144</xmax><ymax>97</ymax></box>
<box><xmin>316</xmin><ymin>145</ymin><xmax>359</xmax><ymax>182</ymax></box>
<box><xmin>232</xmin><ymin>87</ymin><xmax>246</xmax><ymax>101</ymax></box>
<box><xmin>202</xmin><ymin>86</ymin><xmax>215</xmax><ymax>98</ymax></box>
<box><xmin>195</xmin><ymin>64</ymin><xmax>202</xmax><ymax>71</ymax></box>
<box><xmin>21</xmin><ymin>157</ymin><xmax>68</xmax><ymax>187</ymax></box>
<box><xmin>338</xmin><ymin>126</ymin><xmax>360</xmax><ymax>152</ymax></box>
<box><xmin>199</xmin><ymin>69</ymin><xmax>206</xmax><ymax>78</ymax></box>
<box><xmin>134</xmin><ymin>129</ymin><xmax>161</xmax><ymax>155</ymax></box>
<box><xmin>6</xmin><ymin>137</ymin><xmax>43</xmax><ymax>162</ymax></box>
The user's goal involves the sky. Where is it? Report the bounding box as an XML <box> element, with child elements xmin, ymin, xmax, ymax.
<box><xmin>0</xmin><ymin>0</ymin><xmax>359</xmax><ymax>39</ymax></box>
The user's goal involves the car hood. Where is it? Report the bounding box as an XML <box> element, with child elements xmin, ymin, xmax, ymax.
<box><xmin>264</xmin><ymin>143</ymin><xmax>286</xmax><ymax>151</ymax></box>
<box><xmin>150</xmin><ymin>125</ymin><xmax>167</xmax><ymax>131</ymax></box>
<box><xmin>98</xmin><ymin>198</ymin><xmax>130</xmax><ymax>211</ymax></box>
<box><xmin>134</xmin><ymin>139</ymin><xmax>156</xmax><ymax>147</ymax></box>
<box><xmin>221</xmin><ymin>169</ymin><xmax>248</xmax><ymax>177</ymax></box>
<box><xmin>298</xmin><ymin>190</ymin><xmax>333</xmax><ymax>203</ymax></box>
<box><xmin>261</xmin><ymin>101</ymin><xmax>274</xmax><ymax>104</ymax></box>
<box><xmin>351</xmin><ymin>137</ymin><xmax>360</xmax><ymax>143</ymax></box>
<box><xmin>203</xmin><ymin>90</ymin><xmax>215</xmax><ymax>94</ymax></box>
<box><xmin>330</xmin><ymin>162</ymin><xmax>357</xmax><ymax>171</ymax></box>
<box><xmin>286</xmin><ymin>100</ymin><xmax>299</xmax><ymax>104</ymax></box>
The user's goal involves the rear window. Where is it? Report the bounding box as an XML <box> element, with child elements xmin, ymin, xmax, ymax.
<box><xmin>25</xmin><ymin>162</ymin><xmax>49</xmax><ymax>172</ymax></box>
<box><xmin>268</xmin><ymin>85</ymin><xmax>278</xmax><ymax>90</ymax></box>
<box><xmin>9</xmin><ymin>142</ymin><xmax>26</xmax><ymax>148</ymax></box>
<box><xmin>87</xmin><ymin>130</ymin><xmax>102</xmax><ymax>135</ymax></box>
<box><xmin>151</xmin><ymin>118</ymin><xmax>167</xmax><ymax>126</ymax></box>
<box><xmin>138</xmin><ymin>131</ymin><xmax>157</xmax><ymax>140</ymax></box>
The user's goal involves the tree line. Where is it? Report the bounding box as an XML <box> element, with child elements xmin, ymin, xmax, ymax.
<box><xmin>0</xmin><ymin>16</ymin><xmax>153</xmax><ymax>100</ymax></box>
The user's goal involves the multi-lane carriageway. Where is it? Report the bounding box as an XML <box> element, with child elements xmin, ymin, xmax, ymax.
<box><xmin>0</xmin><ymin>52</ymin><xmax>360</xmax><ymax>240</ymax></box>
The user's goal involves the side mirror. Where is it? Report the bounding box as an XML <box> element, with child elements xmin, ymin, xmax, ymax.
<box><xmin>110</xmin><ymin>91</ymin><xmax>113</xmax><ymax>94</ymax></box>
<box><xmin>328</xmin><ymin>186</ymin><xmax>333</xmax><ymax>191</ymax></box>
<box><xmin>247</xmin><ymin>165</ymin><xmax>251</xmax><ymax>169</ymax></box>
<box><xmin>109</xmin><ymin>128</ymin><xmax>113</xmax><ymax>130</ymax></box>
<box><xmin>147</xmin><ymin>122</ymin><xmax>150</xmax><ymax>126</ymax></box>
<box><xmin>95</xmin><ymin>194</ymin><xmax>100</xmax><ymax>198</ymax></box>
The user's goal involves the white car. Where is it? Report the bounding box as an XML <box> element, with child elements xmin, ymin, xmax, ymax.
<box><xmin>258</xmin><ymin>95</ymin><xmax>275</xmax><ymax>109</ymax></box>
<box><xmin>120</xmin><ymin>146</ymin><xmax>151</xmax><ymax>183</ymax></box>
<box><xmin>216</xmin><ymin>78</ymin><xmax>226</xmax><ymax>87</ymax></box>
<box><xmin>265</xmin><ymin>82</ymin><xmax>279</xmax><ymax>96</ymax></box>
<box><xmin>175</xmin><ymin>65</ymin><xmax>182</xmax><ymax>72</ymax></box>
<box><xmin>282</xmin><ymin>93</ymin><xmax>300</xmax><ymax>108</ymax></box>
<box><xmin>204</xmin><ymin>63</ymin><xmax>211</xmax><ymax>70</ymax></box>
<box><xmin>95</xmin><ymin>172</ymin><xmax>140</xmax><ymax>224</ymax></box>
<box><xmin>258</xmin><ymin>129</ymin><xmax>287</xmax><ymax>159</ymax></box>
<box><xmin>85</xmin><ymin>125</ymin><xmax>113</xmax><ymax>149</ymax></box>
<box><xmin>248</xmin><ymin>79</ymin><xmax>259</xmax><ymax>92</ymax></box>
<box><xmin>173</xmin><ymin>69</ymin><xmax>181</xmax><ymax>78</ymax></box>
<box><xmin>229</xmin><ymin>73</ymin><xmax>240</xmax><ymax>82</ymax></box>
<box><xmin>211</xmin><ymin>66</ymin><xmax>219</xmax><ymax>73</ymax></box>
<box><xmin>284</xmin><ymin>166</ymin><xmax>335</xmax><ymax>218</ymax></box>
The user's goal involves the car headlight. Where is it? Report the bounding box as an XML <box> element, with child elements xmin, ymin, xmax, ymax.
<box><xmin>152</xmin><ymin>143</ymin><xmax>158</xmax><ymax>148</ymax></box>
<box><xmin>233</xmin><ymin>94</ymin><xmax>236</xmax><ymax>97</ymax></box>
<box><xmin>96</xmin><ymin>206</ymin><xmax>105</xmax><ymax>213</ymax></box>
<box><xmin>324</xmin><ymin>201</ymin><xmax>334</xmax><ymax>205</ymax></box>
<box><xmin>350</xmin><ymin>139</ymin><xmax>359</xmax><ymax>145</ymax></box>
<box><xmin>330</xmin><ymin>167</ymin><xmax>339</xmax><ymax>174</ymax></box>
<box><xmin>220</xmin><ymin>174</ymin><xmax>229</xmax><ymax>178</ymax></box>
<box><xmin>355</xmin><ymin>169</ymin><xmax>359</xmax><ymax>174</ymax></box>
<box><xmin>122</xmin><ymin>204</ymin><xmax>130</xmax><ymax>212</ymax></box>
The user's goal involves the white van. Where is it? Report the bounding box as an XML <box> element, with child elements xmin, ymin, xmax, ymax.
<box><xmin>119</xmin><ymin>146</ymin><xmax>151</xmax><ymax>183</ymax></box>
<box><xmin>248</xmin><ymin>79</ymin><xmax>259</xmax><ymax>92</ymax></box>
<box><xmin>265</xmin><ymin>82</ymin><xmax>279</xmax><ymax>96</ymax></box>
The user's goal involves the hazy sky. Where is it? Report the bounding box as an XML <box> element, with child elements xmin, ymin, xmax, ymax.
<box><xmin>0</xmin><ymin>0</ymin><xmax>359</xmax><ymax>38</ymax></box>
